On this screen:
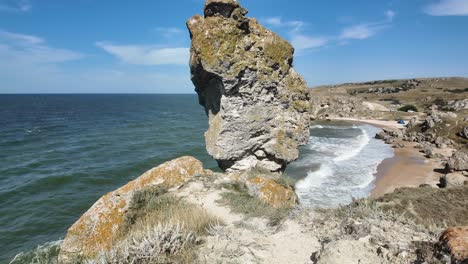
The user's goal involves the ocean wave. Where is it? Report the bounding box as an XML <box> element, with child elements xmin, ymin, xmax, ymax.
<box><xmin>291</xmin><ymin>123</ymin><xmax>394</xmax><ymax>208</ymax></box>
<box><xmin>333</xmin><ymin>128</ymin><xmax>369</xmax><ymax>162</ymax></box>
<box><xmin>9</xmin><ymin>240</ymin><xmax>62</xmax><ymax>264</ymax></box>
<box><xmin>296</xmin><ymin>164</ymin><xmax>333</xmax><ymax>189</ymax></box>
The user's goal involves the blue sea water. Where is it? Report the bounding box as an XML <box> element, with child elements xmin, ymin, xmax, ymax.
<box><xmin>0</xmin><ymin>94</ymin><xmax>216</xmax><ymax>263</ymax></box>
<box><xmin>0</xmin><ymin>95</ymin><xmax>393</xmax><ymax>263</ymax></box>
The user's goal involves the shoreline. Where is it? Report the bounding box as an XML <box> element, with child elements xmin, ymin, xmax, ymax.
<box><xmin>329</xmin><ymin>117</ymin><xmax>442</xmax><ymax>198</ymax></box>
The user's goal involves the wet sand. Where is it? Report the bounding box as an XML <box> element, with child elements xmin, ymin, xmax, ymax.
<box><xmin>330</xmin><ymin>117</ymin><xmax>443</xmax><ymax>198</ymax></box>
<box><xmin>370</xmin><ymin>142</ymin><xmax>441</xmax><ymax>198</ymax></box>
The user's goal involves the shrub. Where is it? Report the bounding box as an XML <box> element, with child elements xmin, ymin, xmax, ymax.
<box><xmin>88</xmin><ymin>187</ymin><xmax>222</xmax><ymax>264</ymax></box>
<box><xmin>398</xmin><ymin>104</ymin><xmax>418</xmax><ymax>112</ymax></box>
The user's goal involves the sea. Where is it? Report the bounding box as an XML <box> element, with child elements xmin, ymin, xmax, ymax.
<box><xmin>0</xmin><ymin>94</ymin><xmax>393</xmax><ymax>263</ymax></box>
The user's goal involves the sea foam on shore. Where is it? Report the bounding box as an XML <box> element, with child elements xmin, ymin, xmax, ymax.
<box><xmin>287</xmin><ymin>122</ymin><xmax>394</xmax><ymax>208</ymax></box>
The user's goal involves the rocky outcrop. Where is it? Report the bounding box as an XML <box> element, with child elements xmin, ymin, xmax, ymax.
<box><xmin>187</xmin><ymin>0</ymin><xmax>310</xmax><ymax>172</ymax></box>
<box><xmin>58</xmin><ymin>157</ymin><xmax>206</xmax><ymax>263</ymax></box>
<box><xmin>246</xmin><ymin>176</ymin><xmax>297</xmax><ymax>208</ymax></box>
<box><xmin>443</xmin><ymin>99</ymin><xmax>468</xmax><ymax>111</ymax></box>
<box><xmin>446</xmin><ymin>151</ymin><xmax>468</xmax><ymax>172</ymax></box>
<box><xmin>309</xmin><ymin>93</ymin><xmax>372</xmax><ymax>119</ymax></box>
<box><xmin>437</xmin><ymin>226</ymin><xmax>468</xmax><ymax>263</ymax></box>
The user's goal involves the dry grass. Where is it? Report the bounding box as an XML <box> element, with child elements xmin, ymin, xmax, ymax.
<box><xmin>219</xmin><ymin>181</ymin><xmax>291</xmax><ymax>226</ymax></box>
<box><xmin>375</xmin><ymin>186</ymin><xmax>468</xmax><ymax>228</ymax></box>
<box><xmin>87</xmin><ymin>187</ymin><xmax>222</xmax><ymax>264</ymax></box>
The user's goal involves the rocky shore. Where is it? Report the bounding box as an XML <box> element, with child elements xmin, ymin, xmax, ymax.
<box><xmin>51</xmin><ymin>1</ymin><xmax>468</xmax><ymax>264</ymax></box>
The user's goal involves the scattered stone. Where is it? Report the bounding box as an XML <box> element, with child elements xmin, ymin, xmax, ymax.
<box><xmin>406</xmin><ymin>117</ymin><xmax>419</xmax><ymax>129</ymax></box>
<box><xmin>188</xmin><ymin>0</ymin><xmax>310</xmax><ymax>172</ymax></box>
<box><xmin>459</xmin><ymin>126</ymin><xmax>468</xmax><ymax>139</ymax></box>
<box><xmin>422</xmin><ymin>146</ymin><xmax>434</xmax><ymax>158</ymax></box>
<box><xmin>436</xmin><ymin>226</ymin><xmax>468</xmax><ymax>263</ymax></box>
<box><xmin>58</xmin><ymin>157</ymin><xmax>206</xmax><ymax>263</ymax></box>
<box><xmin>443</xmin><ymin>99</ymin><xmax>468</xmax><ymax>111</ymax></box>
<box><xmin>446</xmin><ymin>151</ymin><xmax>468</xmax><ymax>172</ymax></box>
<box><xmin>446</xmin><ymin>173</ymin><xmax>468</xmax><ymax>187</ymax></box>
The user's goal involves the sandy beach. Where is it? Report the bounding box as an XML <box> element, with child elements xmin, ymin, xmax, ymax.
<box><xmin>370</xmin><ymin>142</ymin><xmax>441</xmax><ymax>197</ymax></box>
<box><xmin>330</xmin><ymin>117</ymin><xmax>443</xmax><ymax>198</ymax></box>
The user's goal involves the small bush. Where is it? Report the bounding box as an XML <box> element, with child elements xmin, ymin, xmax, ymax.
<box><xmin>398</xmin><ymin>104</ymin><xmax>418</xmax><ymax>112</ymax></box>
<box><xmin>88</xmin><ymin>187</ymin><xmax>222</xmax><ymax>264</ymax></box>
<box><xmin>92</xmin><ymin>223</ymin><xmax>199</xmax><ymax>264</ymax></box>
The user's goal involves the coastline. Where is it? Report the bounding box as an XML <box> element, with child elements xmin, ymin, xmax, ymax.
<box><xmin>329</xmin><ymin>117</ymin><xmax>442</xmax><ymax>198</ymax></box>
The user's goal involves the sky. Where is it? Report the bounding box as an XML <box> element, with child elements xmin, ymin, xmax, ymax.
<box><xmin>0</xmin><ymin>0</ymin><xmax>468</xmax><ymax>93</ymax></box>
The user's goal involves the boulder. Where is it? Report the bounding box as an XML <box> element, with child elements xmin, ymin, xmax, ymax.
<box><xmin>187</xmin><ymin>0</ymin><xmax>310</xmax><ymax>172</ymax></box>
<box><xmin>58</xmin><ymin>156</ymin><xmax>205</xmax><ymax>263</ymax></box>
<box><xmin>437</xmin><ymin>226</ymin><xmax>468</xmax><ymax>263</ymax></box>
<box><xmin>406</xmin><ymin>116</ymin><xmax>419</xmax><ymax>129</ymax></box>
<box><xmin>460</xmin><ymin>126</ymin><xmax>468</xmax><ymax>139</ymax></box>
<box><xmin>446</xmin><ymin>151</ymin><xmax>468</xmax><ymax>172</ymax></box>
<box><xmin>245</xmin><ymin>176</ymin><xmax>297</xmax><ymax>208</ymax></box>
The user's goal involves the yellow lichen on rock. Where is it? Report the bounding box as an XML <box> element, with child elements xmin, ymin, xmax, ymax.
<box><xmin>58</xmin><ymin>156</ymin><xmax>205</xmax><ymax>263</ymax></box>
<box><xmin>246</xmin><ymin>176</ymin><xmax>298</xmax><ymax>208</ymax></box>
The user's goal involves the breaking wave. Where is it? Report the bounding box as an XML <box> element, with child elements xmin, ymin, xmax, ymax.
<box><xmin>287</xmin><ymin>122</ymin><xmax>394</xmax><ymax>208</ymax></box>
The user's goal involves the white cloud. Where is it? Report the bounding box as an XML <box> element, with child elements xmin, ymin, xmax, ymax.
<box><xmin>96</xmin><ymin>42</ymin><xmax>189</xmax><ymax>66</ymax></box>
<box><xmin>263</xmin><ymin>17</ymin><xmax>304</xmax><ymax>32</ymax></box>
<box><xmin>339</xmin><ymin>11</ymin><xmax>394</xmax><ymax>40</ymax></box>
<box><xmin>0</xmin><ymin>30</ymin><xmax>83</xmax><ymax>63</ymax></box>
<box><xmin>154</xmin><ymin>27</ymin><xmax>184</xmax><ymax>38</ymax></box>
<box><xmin>290</xmin><ymin>35</ymin><xmax>328</xmax><ymax>50</ymax></box>
<box><xmin>265</xmin><ymin>11</ymin><xmax>395</xmax><ymax>52</ymax></box>
<box><xmin>340</xmin><ymin>24</ymin><xmax>376</xmax><ymax>40</ymax></box>
<box><xmin>385</xmin><ymin>10</ymin><xmax>396</xmax><ymax>21</ymax></box>
<box><xmin>424</xmin><ymin>0</ymin><xmax>468</xmax><ymax>16</ymax></box>
<box><xmin>265</xmin><ymin>17</ymin><xmax>282</xmax><ymax>26</ymax></box>
<box><xmin>0</xmin><ymin>0</ymin><xmax>31</xmax><ymax>13</ymax></box>
<box><xmin>0</xmin><ymin>30</ymin><xmax>43</xmax><ymax>45</ymax></box>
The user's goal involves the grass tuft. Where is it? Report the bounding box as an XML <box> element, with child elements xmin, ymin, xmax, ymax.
<box><xmin>219</xmin><ymin>182</ymin><xmax>291</xmax><ymax>226</ymax></box>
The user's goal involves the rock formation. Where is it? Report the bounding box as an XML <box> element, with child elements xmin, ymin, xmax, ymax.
<box><xmin>437</xmin><ymin>226</ymin><xmax>468</xmax><ymax>263</ymax></box>
<box><xmin>187</xmin><ymin>0</ymin><xmax>310</xmax><ymax>172</ymax></box>
<box><xmin>446</xmin><ymin>151</ymin><xmax>468</xmax><ymax>172</ymax></box>
<box><xmin>58</xmin><ymin>157</ymin><xmax>206</xmax><ymax>263</ymax></box>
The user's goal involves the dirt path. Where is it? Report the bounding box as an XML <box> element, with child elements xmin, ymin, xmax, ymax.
<box><xmin>176</xmin><ymin>181</ymin><xmax>320</xmax><ymax>264</ymax></box>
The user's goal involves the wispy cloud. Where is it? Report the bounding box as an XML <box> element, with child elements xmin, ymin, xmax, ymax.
<box><xmin>424</xmin><ymin>0</ymin><xmax>468</xmax><ymax>16</ymax></box>
<box><xmin>0</xmin><ymin>30</ymin><xmax>83</xmax><ymax>63</ymax></box>
<box><xmin>264</xmin><ymin>10</ymin><xmax>396</xmax><ymax>52</ymax></box>
<box><xmin>0</xmin><ymin>0</ymin><xmax>31</xmax><ymax>13</ymax></box>
<box><xmin>290</xmin><ymin>35</ymin><xmax>328</xmax><ymax>50</ymax></box>
<box><xmin>339</xmin><ymin>23</ymin><xmax>387</xmax><ymax>40</ymax></box>
<box><xmin>339</xmin><ymin>11</ymin><xmax>394</xmax><ymax>40</ymax></box>
<box><xmin>96</xmin><ymin>42</ymin><xmax>189</xmax><ymax>66</ymax></box>
<box><xmin>154</xmin><ymin>27</ymin><xmax>184</xmax><ymax>38</ymax></box>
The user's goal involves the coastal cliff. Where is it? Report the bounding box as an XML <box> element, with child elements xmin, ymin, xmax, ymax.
<box><xmin>187</xmin><ymin>0</ymin><xmax>310</xmax><ymax>172</ymax></box>
<box><xmin>54</xmin><ymin>1</ymin><xmax>468</xmax><ymax>263</ymax></box>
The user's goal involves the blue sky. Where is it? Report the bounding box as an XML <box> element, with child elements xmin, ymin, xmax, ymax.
<box><xmin>1</xmin><ymin>0</ymin><xmax>468</xmax><ymax>93</ymax></box>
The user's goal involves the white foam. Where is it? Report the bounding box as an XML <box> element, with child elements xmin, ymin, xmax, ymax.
<box><xmin>333</xmin><ymin>128</ymin><xmax>369</xmax><ymax>162</ymax></box>
<box><xmin>296</xmin><ymin>164</ymin><xmax>333</xmax><ymax>189</ymax></box>
<box><xmin>291</xmin><ymin>123</ymin><xmax>394</xmax><ymax>208</ymax></box>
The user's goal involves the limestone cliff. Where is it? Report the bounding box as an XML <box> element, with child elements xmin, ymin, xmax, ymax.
<box><xmin>187</xmin><ymin>0</ymin><xmax>310</xmax><ymax>172</ymax></box>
